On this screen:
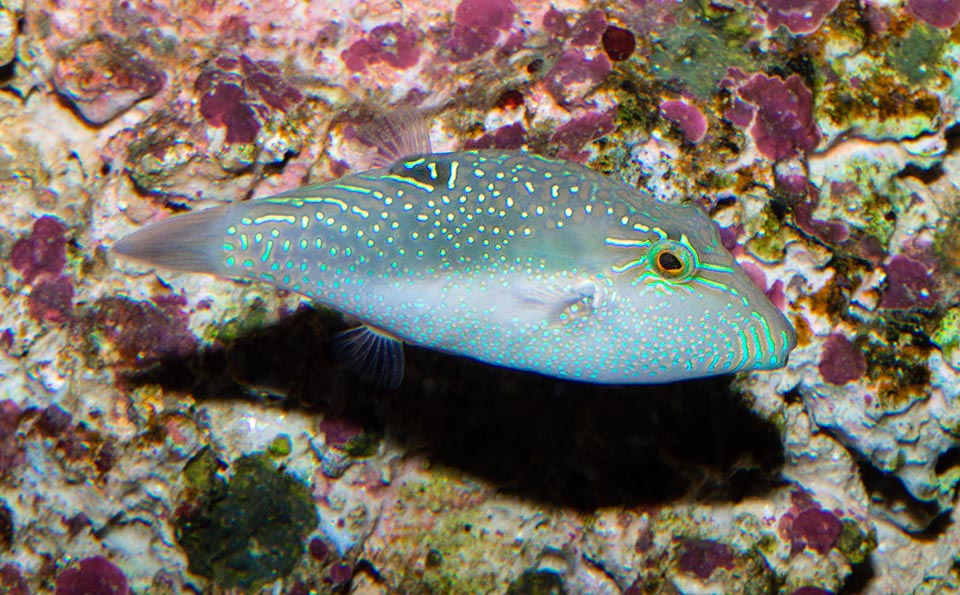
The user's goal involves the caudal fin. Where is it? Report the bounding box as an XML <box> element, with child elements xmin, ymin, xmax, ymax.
<box><xmin>112</xmin><ymin>206</ymin><xmax>231</xmax><ymax>275</ymax></box>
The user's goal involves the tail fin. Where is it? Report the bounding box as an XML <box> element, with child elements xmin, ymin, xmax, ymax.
<box><xmin>112</xmin><ymin>206</ymin><xmax>232</xmax><ymax>275</ymax></box>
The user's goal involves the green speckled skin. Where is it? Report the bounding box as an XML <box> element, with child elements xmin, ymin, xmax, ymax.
<box><xmin>115</xmin><ymin>150</ymin><xmax>796</xmax><ymax>383</ymax></box>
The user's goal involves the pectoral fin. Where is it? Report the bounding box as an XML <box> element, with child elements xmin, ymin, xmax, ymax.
<box><xmin>332</xmin><ymin>325</ymin><xmax>405</xmax><ymax>389</ymax></box>
<box><xmin>512</xmin><ymin>281</ymin><xmax>602</xmax><ymax>326</ymax></box>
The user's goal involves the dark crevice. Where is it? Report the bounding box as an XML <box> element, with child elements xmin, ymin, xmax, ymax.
<box><xmin>0</xmin><ymin>61</ymin><xmax>14</xmax><ymax>85</ymax></box>
<box><xmin>934</xmin><ymin>445</ymin><xmax>960</xmax><ymax>475</ymax></box>
<box><xmin>895</xmin><ymin>162</ymin><xmax>944</xmax><ymax>185</ymax></box>
<box><xmin>838</xmin><ymin>556</ymin><xmax>875</xmax><ymax>595</ymax></box>
<box><xmin>855</xmin><ymin>456</ymin><xmax>944</xmax><ymax>535</ymax></box>
<box><xmin>945</xmin><ymin>122</ymin><xmax>960</xmax><ymax>154</ymax></box>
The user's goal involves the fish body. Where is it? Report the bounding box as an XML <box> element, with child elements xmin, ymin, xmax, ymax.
<box><xmin>114</xmin><ymin>149</ymin><xmax>796</xmax><ymax>385</ymax></box>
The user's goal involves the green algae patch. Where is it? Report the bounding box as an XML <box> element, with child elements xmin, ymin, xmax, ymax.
<box><xmin>838</xmin><ymin>519</ymin><xmax>877</xmax><ymax>565</ymax></box>
<box><xmin>886</xmin><ymin>23</ymin><xmax>948</xmax><ymax>87</ymax></box>
<box><xmin>648</xmin><ymin>9</ymin><xmax>763</xmax><ymax>100</ymax></box>
<box><xmin>268</xmin><ymin>433</ymin><xmax>293</xmax><ymax>457</ymax></box>
<box><xmin>864</xmin><ymin>326</ymin><xmax>934</xmax><ymax>414</ymax></box>
<box><xmin>932</xmin><ymin>307</ymin><xmax>960</xmax><ymax>372</ymax></box>
<box><xmin>745</xmin><ymin>202</ymin><xmax>790</xmax><ymax>263</ymax></box>
<box><xmin>182</xmin><ymin>447</ymin><xmax>224</xmax><ymax>494</ymax></box>
<box><xmin>209</xmin><ymin>296</ymin><xmax>271</xmax><ymax>345</ymax></box>
<box><xmin>175</xmin><ymin>452</ymin><xmax>317</xmax><ymax>588</ymax></box>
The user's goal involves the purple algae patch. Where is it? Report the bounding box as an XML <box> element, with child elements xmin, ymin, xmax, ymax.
<box><xmin>601</xmin><ymin>25</ymin><xmax>636</xmax><ymax>61</ymax></box>
<box><xmin>10</xmin><ymin>216</ymin><xmax>68</xmax><ymax>284</ymax></box>
<box><xmin>549</xmin><ymin>111</ymin><xmax>616</xmax><ymax>161</ymax></box>
<box><xmin>542</xmin><ymin>7</ymin><xmax>570</xmax><ymax>37</ymax></box>
<box><xmin>754</xmin><ymin>0</ymin><xmax>841</xmax><ymax>34</ymax></box>
<box><xmin>464</xmin><ymin>123</ymin><xmax>526</xmax><ymax>150</ymax></box>
<box><xmin>659</xmin><ymin>99</ymin><xmax>707</xmax><ymax>143</ymax></box>
<box><xmin>54</xmin><ymin>556</ymin><xmax>129</xmax><ymax>595</ymax></box>
<box><xmin>198</xmin><ymin>81</ymin><xmax>259</xmax><ymax>144</ymax></box>
<box><xmin>319</xmin><ymin>414</ymin><xmax>365</xmax><ymax>449</ymax></box>
<box><xmin>677</xmin><ymin>539</ymin><xmax>735</xmax><ymax>579</ymax></box>
<box><xmin>880</xmin><ymin>255</ymin><xmax>940</xmax><ymax>309</ymax></box>
<box><xmin>37</xmin><ymin>404</ymin><xmax>73</xmax><ymax>438</ymax></box>
<box><xmin>82</xmin><ymin>295</ymin><xmax>198</xmax><ymax>363</ymax></box>
<box><xmin>28</xmin><ymin>276</ymin><xmax>74</xmax><ymax>324</ymax></box>
<box><xmin>0</xmin><ymin>401</ymin><xmax>25</xmax><ymax>475</ymax></box>
<box><xmin>908</xmin><ymin>0</ymin><xmax>960</xmax><ymax>29</ymax></box>
<box><xmin>729</xmin><ymin>72</ymin><xmax>820</xmax><ymax>161</ymax></box>
<box><xmin>543</xmin><ymin>49</ymin><xmax>612</xmax><ymax>106</ymax></box>
<box><xmin>342</xmin><ymin>23</ymin><xmax>421</xmax><ymax>73</ymax></box>
<box><xmin>719</xmin><ymin>224</ymin><xmax>743</xmax><ymax>251</ymax></box>
<box><xmin>454</xmin><ymin>0</ymin><xmax>515</xmax><ymax>31</ymax></box>
<box><xmin>447</xmin><ymin>0</ymin><xmax>516</xmax><ymax>62</ymax></box>
<box><xmin>308</xmin><ymin>537</ymin><xmax>331</xmax><ymax>562</ymax></box>
<box><xmin>774</xmin><ymin>158</ymin><xmax>810</xmax><ymax>195</ymax></box>
<box><xmin>326</xmin><ymin>562</ymin><xmax>353</xmax><ymax>586</ymax></box>
<box><xmin>0</xmin><ymin>564</ymin><xmax>31</xmax><ymax>595</ymax></box>
<box><xmin>794</xmin><ymin>200</ymin><xmax>850</xmax><ymax>245</ymax></box>
<box><xmin>819</xmin><ymin>334</ymin><xmax>866</xmax><ymax>385</ymax></box>
<box><xmin>789</xmin><ymin>507</ymin><xmax>843</xmax><ymax>555</ymax></box>
<box><xmin>196</xmin><ymin>55</ymin><xmax>303</xmax><ymax>144</ymax></box>
<box><xmin>240</xmin><ymin>57</ymin><xmax>303</xmax><ymax>112</ymax></box>
<box><xmin>570</xmin><ymin>10</ymin><xmax>607</xmax><ymax>47</ymax></box>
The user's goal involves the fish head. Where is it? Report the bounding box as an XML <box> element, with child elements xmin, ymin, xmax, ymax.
<box><xmin>609</xmin><ymin>200</ymin><xmax>797</xmax><ymax>378</ymax></box>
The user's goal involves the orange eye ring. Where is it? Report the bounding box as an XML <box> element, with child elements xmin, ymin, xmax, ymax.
<box><xmin>648</xmin><ymin>240</ymin><xmax>697</xmax><ymax>282</ymax></box>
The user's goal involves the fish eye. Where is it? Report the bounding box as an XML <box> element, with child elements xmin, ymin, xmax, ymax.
<box><xmin>648</xmin><ymin>240</ymin><xmax>697</xmax><ymax>282</ymax></box>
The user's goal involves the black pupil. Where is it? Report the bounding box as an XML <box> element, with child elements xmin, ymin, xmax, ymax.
<box><xmin>658</xmin><ymin>252</ymin><xmax>684</xmax><ymax>272</ymax></box>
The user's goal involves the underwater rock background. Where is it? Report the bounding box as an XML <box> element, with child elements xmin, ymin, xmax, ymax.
<box><xmin>0</xmin><ymin>0</ymin><xmax>959</xmax><ymax>593</ymax></box>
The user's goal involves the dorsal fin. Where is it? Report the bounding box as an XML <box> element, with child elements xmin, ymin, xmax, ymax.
<box><xmin>331</xmin><ymin>325</ymin><xmax>405</xmax><ymax>389</ymax></box>
<box><xmin>355</xmin><ymin>110</ymin><xmax>432</xmax><ymax>169</ymax></box>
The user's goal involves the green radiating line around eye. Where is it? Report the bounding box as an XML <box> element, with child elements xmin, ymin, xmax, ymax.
<box><xmin>403</xmin><ymin>157</ymin><xmax>426</xmax><ymax>168</ymax></box>
<box><xmin>633</xmin><ymin>271</ymin><xmax>677</xmax><ymax>294</ymax></box>
<box><xmin>698</xmin><ymin>262</ymin><xmax>735</xmax><ymax>274</ymax></box>
<box><xmin>691</xmin><ymin>277</ymin><xmax>732</xmax><ymax>292</ymax></box>
<box><xmin>605</xmin><ymin>237</ymin><xmax>653</xmax><ymax>248</ymax></box>
<box><xmin>612</xmin><ymin>258</ymin><xmax>645</xmax><ymax>273</ymax></box>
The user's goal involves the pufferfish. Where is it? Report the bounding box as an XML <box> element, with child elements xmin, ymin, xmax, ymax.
<box><xmin>113</xmin><ymin>113</ymin><xmax>796</xmax><ymax>388</ymax></box>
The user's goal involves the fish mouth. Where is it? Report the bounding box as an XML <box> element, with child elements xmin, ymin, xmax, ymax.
<box><xmin>727</xmin><ymin>268</ymin><xmax>796</xmax><ymax>370</ymax></box>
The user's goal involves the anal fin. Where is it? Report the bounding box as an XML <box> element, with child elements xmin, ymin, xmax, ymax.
<box><xmin>332</xmin><ymin>325</ymin><xmax>405</xmax><ymax>389</ymax></box>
